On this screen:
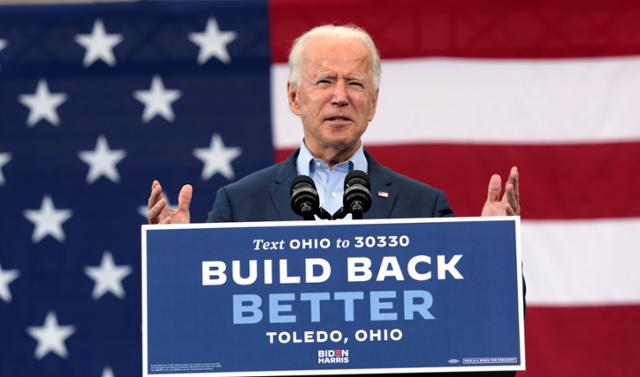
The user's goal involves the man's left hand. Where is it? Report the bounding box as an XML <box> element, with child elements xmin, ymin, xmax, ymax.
<box><xmin>481</xmin><ymin>166</ymin><xmax>520</xmax><ymax>216</ymax></box>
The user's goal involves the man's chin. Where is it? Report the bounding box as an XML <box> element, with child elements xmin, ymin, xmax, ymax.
<box><xmin>324</xmin><ymin>138</ymin><xmax>360</xmax><ymax>153</ymax></box>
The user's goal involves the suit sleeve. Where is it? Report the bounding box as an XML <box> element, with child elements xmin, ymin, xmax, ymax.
<box><xmin>434</xmin><ymin>190</ymin><xmax>455</xmax><ymax>217</ymax></box>
<box><xmin>206</xmin><ymin>187</ymin><xmax>233</xmax><ymax>222</ymax></box>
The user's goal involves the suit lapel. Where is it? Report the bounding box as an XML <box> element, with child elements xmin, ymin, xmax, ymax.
<box><xmin>268</xmin><ymin>150</ymin><xmax>300</xmax><ymax>221</ymax></box>
<box><xmin>364</xmin><ymin>152</ymin><xmax>397</xmax><ymax>219</ymax></box>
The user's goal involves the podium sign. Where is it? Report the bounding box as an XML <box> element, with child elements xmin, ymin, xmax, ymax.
<box><xmin>142</xmin><ymin>217</ymin><xmax>525</xmax><ymax>376</ymax></box>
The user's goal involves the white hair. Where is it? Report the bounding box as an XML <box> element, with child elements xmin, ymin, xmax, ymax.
<box><xmin>288</xmin><ymin>24</ymin><xmax>381</xmax><ymax>89</ymax></box>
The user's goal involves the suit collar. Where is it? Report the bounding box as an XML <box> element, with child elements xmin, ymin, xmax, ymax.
<box><xmin>268</xmin><ymin>149</ymin><xmax>397</xmax><ymax>220</ymax></box>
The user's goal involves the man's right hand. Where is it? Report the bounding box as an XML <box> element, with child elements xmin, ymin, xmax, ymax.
<box><xmin>147</xmin><ymin>180</ymin><xmax>192</xmax><ymax>224</ymax></box>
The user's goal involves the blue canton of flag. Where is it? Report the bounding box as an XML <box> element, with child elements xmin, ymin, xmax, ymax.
<box><xmin>0</xmin><ymin>1</ymin><xmax>272</xmax><ymax>376</ymax></box>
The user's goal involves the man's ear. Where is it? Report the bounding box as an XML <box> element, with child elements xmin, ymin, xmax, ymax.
<box><xmin>287</xmin><ymin>81</ymin><xmax>302</xmax><ymax>116</ymax></box>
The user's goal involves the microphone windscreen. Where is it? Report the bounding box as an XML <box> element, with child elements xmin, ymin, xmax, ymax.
<box><xmin>291</xmin><ymin>175</ymin><xmax>316</xmax><ymax>193</ymax></box>
<box><xmin>290</xmin><ymin>175</ymin><xmax>320</xmax><ymax>218</ymax></box>
<box><xmin>343</xmin><ymin>170</ymin><xmax>372</xmax><ymax>215</ymax></box>
<box><xmin>344</xmin><ymin>170</ymin><xmax>370</xmax><ymax>190</ymax></box>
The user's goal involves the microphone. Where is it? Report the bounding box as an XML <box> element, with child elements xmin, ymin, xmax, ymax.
<box><xmin>336</xmin><ymin>170</ymin><xmax>372</xmax><ymax>220</ymax></box>
<box><xmin>290</xmin><ymin>175</ymin><xmax>331</xmax><ymax>220</ymax></box>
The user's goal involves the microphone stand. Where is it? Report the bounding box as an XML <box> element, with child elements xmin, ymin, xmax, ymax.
<box><xmin>316</xmin><ymin>207</ymin><xmax>333</xmax><ymax>220</ymax></box>
<box><xmin>331</xmin><ymin>206</ymin><xmax>364</xmax><ymax>220</ymax></box>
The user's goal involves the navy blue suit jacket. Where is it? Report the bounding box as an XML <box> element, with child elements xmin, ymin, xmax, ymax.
<box><xmin>206</xmin><ymin>150</ymin><xmax>517</xmax><ymax>377</ymax></box>
<box><xmin>207</xmin><ymin>149</ymin><xmax>454</xmax><ymax>222</ymax></box>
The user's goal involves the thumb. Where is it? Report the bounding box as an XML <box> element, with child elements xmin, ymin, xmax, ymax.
<box><xmin>177</xmin><ymin>184</ymin><xmax>193</xmax><ymax>213</ymax></box>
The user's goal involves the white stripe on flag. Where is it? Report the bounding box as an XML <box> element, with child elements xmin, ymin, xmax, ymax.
<box><xmin>523</xmin><ymin>218</ymin><xmax>640</xmax><ymax>305</ymax></box>
<box><xmin>272</xmin><ymin>57</ymin><xmax>640</xmax><ymax>147</ymax></box>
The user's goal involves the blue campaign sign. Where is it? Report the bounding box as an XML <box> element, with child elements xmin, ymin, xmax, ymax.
<box><xmin>141</xmin><ymin>217</ymin><xmax>525</xmax><ymax>376</ymax></box>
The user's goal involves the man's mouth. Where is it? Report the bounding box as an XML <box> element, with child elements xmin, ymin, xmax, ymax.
<box><xmin>325</xmin><ymin>116</ymin><xmax>352</xmax><ymax>122</ymax></box>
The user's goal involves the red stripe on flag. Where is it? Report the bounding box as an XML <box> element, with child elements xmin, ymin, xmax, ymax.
<box><xmin>270</xmin><ymin>0</ymin><xmax>640</xmax><ymax>62</ymax></box>
<box><xmin>521</xmin><ymin>306</ymin><xmax>640</xmax><ymax>376</ymax></box>
<box><xmin>275</xmin><ymin>141</ymin><xmax>640</xmax><ymax>219</ymax></box>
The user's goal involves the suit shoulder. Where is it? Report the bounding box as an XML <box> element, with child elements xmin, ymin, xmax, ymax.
<box><xmin>207</xmin><ymin>160</ymin><xmax>291</xmax><ymax>222</ymax></box>
<box><xmin>371</xmin><ymin>161</ymin><xmax>454</xmax><ymax>217</ymax></box>
<box><xmin>220</xmin><ymin>160</ymin><xmax>287</xmax><ymax>196</ymax></box>
<box><xmin>377</xmin><ymin>163</ymin><xmax>445</xmax><ymax>196</ymax></box>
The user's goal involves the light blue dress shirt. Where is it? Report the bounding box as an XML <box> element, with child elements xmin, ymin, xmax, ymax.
<box><xmin>296</xmin><ymin>142</ymin><xmax>368</xmax><ymax>216</ymax></box>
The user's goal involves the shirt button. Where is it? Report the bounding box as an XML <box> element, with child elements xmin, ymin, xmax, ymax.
<box><xmin>331</xmin><ymin>192</ymin><xmax>337</xmax><ymax>199</ymax></box>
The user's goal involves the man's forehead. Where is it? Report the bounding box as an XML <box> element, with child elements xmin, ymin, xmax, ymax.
<box><xmin>301</xmin><ymin>36</ymin><xmax>373</xmax><ymax>73</ymax></box>
<box><xmin>303</xmin><ymin>34</ymin><xmax>369</xmax><ymax>57</ymax></box>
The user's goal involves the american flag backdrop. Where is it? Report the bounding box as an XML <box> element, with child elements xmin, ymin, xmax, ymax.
<box><xmin>0</xmin><ymin>1</ymin><xmax>639</xmax><ymax>377</ymax></box>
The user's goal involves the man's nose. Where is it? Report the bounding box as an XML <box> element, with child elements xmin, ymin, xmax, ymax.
<box><xmin>331</xmin><ymin>80</ymin><xmax>348</xmax><ymax>107</ymax></box>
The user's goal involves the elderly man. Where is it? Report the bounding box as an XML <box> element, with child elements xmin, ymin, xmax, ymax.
<box><xmin>148</xmin><ymin>24</ymin><xmax>521</xmax><ymax>377</ymax></box>
<box><xmin>147</xmin><ymin>25</ymin><xmax>519</xmax><ymax>224</ymax></box>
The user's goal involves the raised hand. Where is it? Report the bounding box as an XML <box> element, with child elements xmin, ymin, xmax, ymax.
<box><xmin>481</xmin><ymin>166</ymin><xmax>520</xmax><ymax>217</ymax></box>
<box><xmin>147</xmin><ymin>180</ymin><xmax>192</xmax><ymax>224</ymax></box>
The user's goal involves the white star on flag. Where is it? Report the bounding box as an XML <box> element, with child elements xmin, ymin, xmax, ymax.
<box><xmin>74</xmin><ymin>19</ymin><xmax>123</xmax><ymax>67</ymax></box>
<box><xmin>84</xmin><ymin>251</ymin><xmax>132</xmax><ymax>300</ymax></box>
<box><xmin>0</xmin><ymin>152</ymin><xmax>11</xmax><ymax>185</ymax></box>
<box><xmin>0</xmin><ymin>262</ymin><xmax>20</xmax><ymax>303</ymax></box>
<box><xmin>18</xmin><ymin>79</ymin><xmax>68</xmax><ymax>127</ymax></box>
<box><xmin>188</xmin><ymin>17</ymin><xmax>237</xmax><ymax>64</ymax></box>
<box><xmin>193</xmin><ymin>133</ymin><xmax>242</xmax><ymax>181</ymax></box>
<box><xmin>102</xmin><ymin>366</ymin><xmax>115</xmax><ymax>377</ymax></box>
<box><xmin>78</xmin><ymin>135</ymin><xmax>127</xmax><ymax>184</ymax></box>
<box><xmin>23</xmin><ymin>195</ymin><xmax>73</xmax><ymax>243</ymax></box>
<box><xmin>133</xmin><ymin>75</ymin><xmax>182</xmax><ymax>123</ymax></box>
<box><xmin>26</xmin><ymin>311</ymin><xmax>76</xmax><ymax>360</ymax></box>
<box><xmin>0</xmin><ymin>38</ymin><xmax>7</xmax><ymax>53</ymax></box>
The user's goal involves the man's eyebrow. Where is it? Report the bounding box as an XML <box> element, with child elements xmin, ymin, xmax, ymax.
<box><xmin>314</xmin><ymin>72</ymin><xmax>337</xmax><ymax>80</ymax></box>
<box><xmin>310</xmin><ymin>73</ymin><xmax>368</xmax><ymax>84</ymax></box>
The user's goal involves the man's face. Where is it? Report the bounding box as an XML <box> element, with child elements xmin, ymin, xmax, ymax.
<box><xmin>288</xmin><ymin>36</ymin><xmax>378</xmax><ymax>158</ymax></box>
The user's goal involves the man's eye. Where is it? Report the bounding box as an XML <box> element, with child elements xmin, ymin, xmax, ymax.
<box><xmin>349</xmin><ymin>81</ymin><xmax>364</xmax><ymax>88</ymax></box>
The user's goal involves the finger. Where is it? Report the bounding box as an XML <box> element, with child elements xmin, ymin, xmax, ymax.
<box><xmin>504</xmin><ymin>183</ymin><xmax>519</xmax><ymax>215</ymax></box>
<box><xmin>509</xmin><ymin>166</ymin><xmax>519</xmax><ymax>193</ymax></box>
<box><xmin>160</xmin><ymin>216</ymin><xmax>172</xmax><ymax>224</ymax></box>
<box><xmin>151</xmin><ymin>179</ymin><xmax>160</xmax><ymax>190</ymax></box>
<box><xmin>505</xmin><ymin>203</ymin><xmax>516</xmax><ymax>216</ymax></box>
<box><xmin>147</xmin><ymin>198</ymin><xmax>166</xmax><ymax>224</ymax></box>
<box><xmin>486</xmin><ymin>174</ymin><xmax>502</xmax><ymax>203</ymax></box>
<box><xmin>502</xmin><ymin>182</ymin><xmax>514</xmax><ymax>204</ymax></box>
<box><xmin>147</xmin><ymin>182</ymin><xmax>163</xmax><ymax>209</ymax></box>
<box><xmin>508</xmin><ymin>167</ymin><xmax>519</xmax><ymax>198</ymax></box>
<box><xmin>177</xmin><ymin>184</ymin><xmax>193</xmax><ymax>213</ymax></box>
<box><xmin>507</xmin><ymin>166</ymin><xmax>520</xmax><ymax>214</ymax></box>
